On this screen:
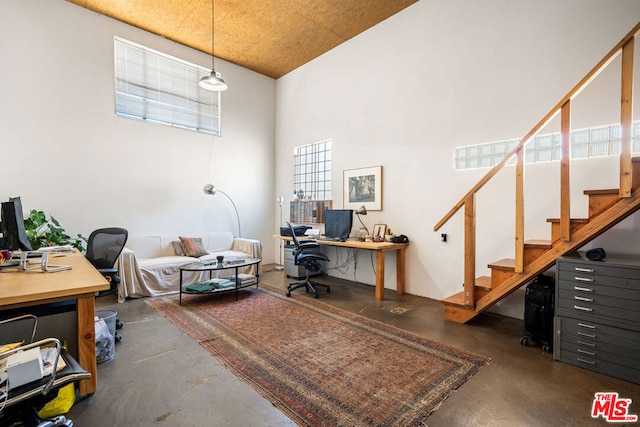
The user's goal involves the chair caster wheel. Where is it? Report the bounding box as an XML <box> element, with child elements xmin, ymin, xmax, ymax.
<box><xmin>116</xmin><ymin>319</ymin><xmax>124</xmax><ymax>330</ymax></box>
<box><xmin>313</xmin><ymin>293</ymin><xmax>319</xmax><ymax>298</ymax></box>
<box><xmin>115</xmin><ymin>332</ymin><xmax>122</xmax><ymax>343</ymax></box>
<box><xmin>542</xmin><ymin>345</ymin><xmax>552</xmax><ymax>353</ymax></box>
<box><xmin>286</xmin><ymin>292</ymin><xmax>291</xmax><ymax>297</ymax></box>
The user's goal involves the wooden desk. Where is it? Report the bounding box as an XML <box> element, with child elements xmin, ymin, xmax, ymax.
<box><xmin>0</xmin><ymin>251</ymin><xmax>109</xmax><ymax>395</ymax></box>
<box><xmin>276</xmin><ymin>236</ymin><xmax>408</xmax><ymax>300</ymax></box>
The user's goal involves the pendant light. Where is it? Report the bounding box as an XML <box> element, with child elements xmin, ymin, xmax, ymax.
<box><xmin>199</xmin><ymin>0</ymin><xmax>227</xmax><ymax>91</ymax></box>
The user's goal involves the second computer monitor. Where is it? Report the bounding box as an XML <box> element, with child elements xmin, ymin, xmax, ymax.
<box><xmin>323</xmin><ymin>209</ymin><xmax>353</xmax><ymax>241</ymax></box>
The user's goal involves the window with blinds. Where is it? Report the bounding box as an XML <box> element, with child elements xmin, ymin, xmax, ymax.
<box><xmin>114</xmin><ymin>37</ymin><xmax>220</xmax><ymax>135</ymax></box>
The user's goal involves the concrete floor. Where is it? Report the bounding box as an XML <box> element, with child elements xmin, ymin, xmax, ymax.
<box><xmin>66</xmin><ymin>266</ymin><xmax>640</xmax><ymax>426</ymax></box>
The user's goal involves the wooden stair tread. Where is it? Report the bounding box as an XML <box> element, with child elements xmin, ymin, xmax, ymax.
<box><xmin>524</xmin><ymin>239</ymin><xmax>552</xmax><ymax>248</ymax></box>
<box><xmin>488</xmin><ymin>258</ymin><xmax>515</xmax><ymax>270</ymax></box>
<box><xmin>442</xmin><ymin>291</ymin><xmax>466</xmax><ymax>305</ymax></box>
<box><xmin>584</xmin><ymin>189</ymin><xmax>620</xmax><ymax>195</ymax></box>
<box><xmin>475</xmin><ymin>276</ymin><xmax>492</xmax><ymax>290</ymax></box>
<box><xmin>546</xmin><ymin>217</ymin><xmax>588</xmax><ymax>223</ymax></box>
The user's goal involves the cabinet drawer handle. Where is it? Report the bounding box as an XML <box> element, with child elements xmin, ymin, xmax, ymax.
<box><xmin>574</xmin><ymin>305</ymin><xmax>593</xmax><ymax>312</ymax></box>
<box><xmin>578</xmin><ymin>331</ymin><xmax>597</xmax><ymax>338</ymax></box>
<box><xmin>577</xmin><ymin>340</ymin><xmax>596</xmax><ymax>347</ymax></box>
<box><xmin>574</xmin><ymin>296</ymin><xmax>594</xmax><ymax>302</ymax></box>
<box><xmin>574</xmin><ymin>277</ymin><xmax>594</xmax><ymax>282</ymax></box>
<box><xmin>577</xmin><ymin>348</ymin><xmax>596</xmax><ymax>356</ymax></box>
<box><xmin>574</xmin><ymin>267</ymin><xmax>594</xmax><ymax>273</ymax></box>
<box><xmin>577</xmin><ymin>357</ymin><xmax>596</xmax><ymax>365</ymax></box>
<box><xmin>577</xmin><ymin>322</ymin><xmax>596</xmax><ymax>329</ymax></box>
<box><xmin>574</xmin><ymin>286</ymin><xmax>593</xmax><ymax>292</ymax></box>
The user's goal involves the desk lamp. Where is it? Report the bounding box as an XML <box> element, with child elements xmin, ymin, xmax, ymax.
<box><xmin>355</xmin><ymin>205</ymin><xmax>370</xmax><ymax>237</ymax></box>
<box><xmin>203</xmin><ymin>183</ymin><xmax>241</xmax><ymax>237</ymax></box>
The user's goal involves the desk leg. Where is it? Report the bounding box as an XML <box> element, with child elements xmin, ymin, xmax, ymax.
<box><xmin>375</xmin><ymin>251</ymin><xmax>385</xmax><ymax>301</ymax></box>
<box><xmin>396</xmin><ymin>247</ymin><xmax>406</xmax><ymax>295</ymax></box>
<box><xmin>76</xmin><ymin>294</ymin><xmax>97</xmax><ymax>396</ymax></box>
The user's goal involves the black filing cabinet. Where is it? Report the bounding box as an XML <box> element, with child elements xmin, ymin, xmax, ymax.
<box><xmin>554</xmin><ymin>254</ymin><xmax>640</xmax><ymax>384</ymax></box>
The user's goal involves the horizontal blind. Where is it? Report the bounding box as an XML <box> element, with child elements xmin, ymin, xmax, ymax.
<box><xmin>114</xmin><ymin>37</ymin><xmax>220</xmax><ymax>135</ymax></box>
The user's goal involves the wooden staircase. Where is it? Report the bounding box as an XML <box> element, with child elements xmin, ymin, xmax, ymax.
<box><xmin>435</xmin><ymin>22</ymin><xmax>640</xmax><ymax>323</ymax></box>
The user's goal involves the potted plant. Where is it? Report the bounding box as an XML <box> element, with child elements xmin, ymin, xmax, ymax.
<box><xmin>23</xmin><ymin>210</ymin><xmax>87</xmax><ymax>252</ymax></box>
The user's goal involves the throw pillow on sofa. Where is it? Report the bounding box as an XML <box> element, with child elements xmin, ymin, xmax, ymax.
<box><xmin>179</xmin><ymin>237</ymin><xmax>208</xmax><ymax>257</ymax></box>
<box><xmin>171</xmin><ymin>241</ymin><xmax>186</xmax><ymax>256</ymax></box>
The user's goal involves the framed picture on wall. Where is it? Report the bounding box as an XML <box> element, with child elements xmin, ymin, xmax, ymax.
<box><xmin>343</xmin><ymin>166</ymin><xmax>382</xmax><ymax>211</ymax></box>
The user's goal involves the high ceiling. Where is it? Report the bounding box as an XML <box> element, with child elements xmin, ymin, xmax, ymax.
<box><xmin>67</xmin><ymin>0</ymin><xmax>418</xmax><ymax>79</ymax></box>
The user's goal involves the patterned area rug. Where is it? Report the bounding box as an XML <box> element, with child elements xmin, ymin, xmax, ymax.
<box><xmin>146</xmin><ymin>285</ymin><xmax>489</xmax><ymax>426</ymax></box>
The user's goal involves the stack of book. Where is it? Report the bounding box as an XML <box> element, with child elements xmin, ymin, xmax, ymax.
<box><xmin>228</xmin><ymin>274</ymin><xmax>255</xmax><ymax>285</ymax></box>
<box><xmin>185</xmin><ymin>278</ymin><xmax>233</xmax><ymax>293</ymax></box>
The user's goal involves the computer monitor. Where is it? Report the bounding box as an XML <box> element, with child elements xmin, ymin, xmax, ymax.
<box><xmin>323</xmin><ymin>209</ymin><xmax>353</xmax><ymax>241</ymax></box>
<box><xmin>1</xmin><ymin>197</ymin><xmax>32</xmax><ymax>251</ymax></box>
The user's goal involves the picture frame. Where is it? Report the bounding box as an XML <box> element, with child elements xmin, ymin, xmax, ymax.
<box><xmin>372</xmin><ymin>224</ymin><xmax>387</xmax><ymax>242</ymax></box>
<box><xmin>343</xmin><ymin>166</ymin><xmax>382</xmax><ymax>211</ymax></box>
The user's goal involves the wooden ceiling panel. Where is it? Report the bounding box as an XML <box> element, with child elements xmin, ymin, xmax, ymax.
<box><xmin>66</xmin><ymin>0</ymin><xmax>418</xmax><ymax>78</ymax></box>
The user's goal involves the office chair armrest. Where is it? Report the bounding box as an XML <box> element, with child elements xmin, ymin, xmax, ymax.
<box><xmin>297</xmin><ymin>240</ymin><xmax>320</xmax><ymax>248</ymax></box>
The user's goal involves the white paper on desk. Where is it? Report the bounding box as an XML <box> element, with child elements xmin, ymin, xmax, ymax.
<box><xmin>304</xmin><ymin>229</ymin><xmax>320</xmax><ymax>236</ymax></box>
<box><xmin>37</xmin><ymin>245</ymin><xmax>74</xmax><ymax>253</ymax></box>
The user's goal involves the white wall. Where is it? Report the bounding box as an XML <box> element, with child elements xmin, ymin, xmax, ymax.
<box><xmin>0</xmin><ymin>0</ymin><xmax>276</xmax><ymax>263</ymax></box>
<box><xmin>275</xmin><ymin>0</ymin><xmax>640</xmax><ymax>318</ymax></box>
<box><xmin>4</xmin><ymin>0</ymin><xmax>640</xmax><ymax>320</ymax></box>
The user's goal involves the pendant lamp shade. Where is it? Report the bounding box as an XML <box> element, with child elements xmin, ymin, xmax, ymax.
<box><xmin>200</xmin><ymin>0</ymin><xmax>227</xmax><ymax>92</ymax></box>
<box><xmin>199</xmin><ymin>70</ymin><xmax>227</xmax><ymax>91</ymax></box>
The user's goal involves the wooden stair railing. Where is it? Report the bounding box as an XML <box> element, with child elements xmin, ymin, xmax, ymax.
<box><xmin>435</xmin><ymin>21</ymin><xmax>640</xmax><ymax>323</ymax></box>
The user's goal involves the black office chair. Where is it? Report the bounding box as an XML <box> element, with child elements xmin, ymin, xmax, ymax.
<box><xmin>285</xmin><ymin>222</ymin><xmax>330</xmax><ymax>298</ymax></box>
<box><xmin>85</xmin><ymin>227</ymin><xmax>128</xmax><ymax>298</ymax></box>
<box><xmin>86</xmin><ymin>227</ymin><xmax>128</xmax><ymax>340</ymax></box>
<box><xmin>0</xmin><ymin>315</ymin><xmax>91</xmax><ymax>427</ymax></box>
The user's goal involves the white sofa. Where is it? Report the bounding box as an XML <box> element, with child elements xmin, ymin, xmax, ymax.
<box><xmin>116</xmin><ymin>232</ymin><xmax>262</xmax><ymax>302</ymax></box>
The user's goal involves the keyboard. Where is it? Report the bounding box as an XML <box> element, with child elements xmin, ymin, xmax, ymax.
<box><xmin>317</xmin><ymin>237</ymin><xmax>343</xmax><ymax>242</ymax></box>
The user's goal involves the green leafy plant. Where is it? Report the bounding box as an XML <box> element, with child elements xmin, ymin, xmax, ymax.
<box><xmin>23</xmin><ymin>209</ymin><xmax>87</xmax><ymax>252</ymax></box>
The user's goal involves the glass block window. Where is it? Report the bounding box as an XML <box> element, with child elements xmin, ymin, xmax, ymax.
<box><xmin>293</xmin><ymin>140</ymin><xmax>332</xmax><ymax>201</ymax></box>
<box><xmin>455</xmin><ymin>122</ymin><xmax>640</xmax><ymax>170</ymax></box>
<box><xmin>115</xmin><ymin>37</ymin><xmax>220</xmax><ymax>135</ymax></box>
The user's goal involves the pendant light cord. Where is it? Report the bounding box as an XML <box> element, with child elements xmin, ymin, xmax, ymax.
<box><xmin>211</xmin><ymin>0</ymin><xmax>215</xmax><ymax>70</ymax></box>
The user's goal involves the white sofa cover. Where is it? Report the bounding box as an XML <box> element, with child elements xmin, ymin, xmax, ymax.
<box><xmin>117</xmin><ymin>232</ymin><xmax>262</xmax><ymax>302</ymax></box>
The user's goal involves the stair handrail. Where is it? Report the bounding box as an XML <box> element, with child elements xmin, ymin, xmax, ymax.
<box><xmin>434</xmin><ymin>21</ymin><xmax>640</xmax><ymax>233</ymax></box>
